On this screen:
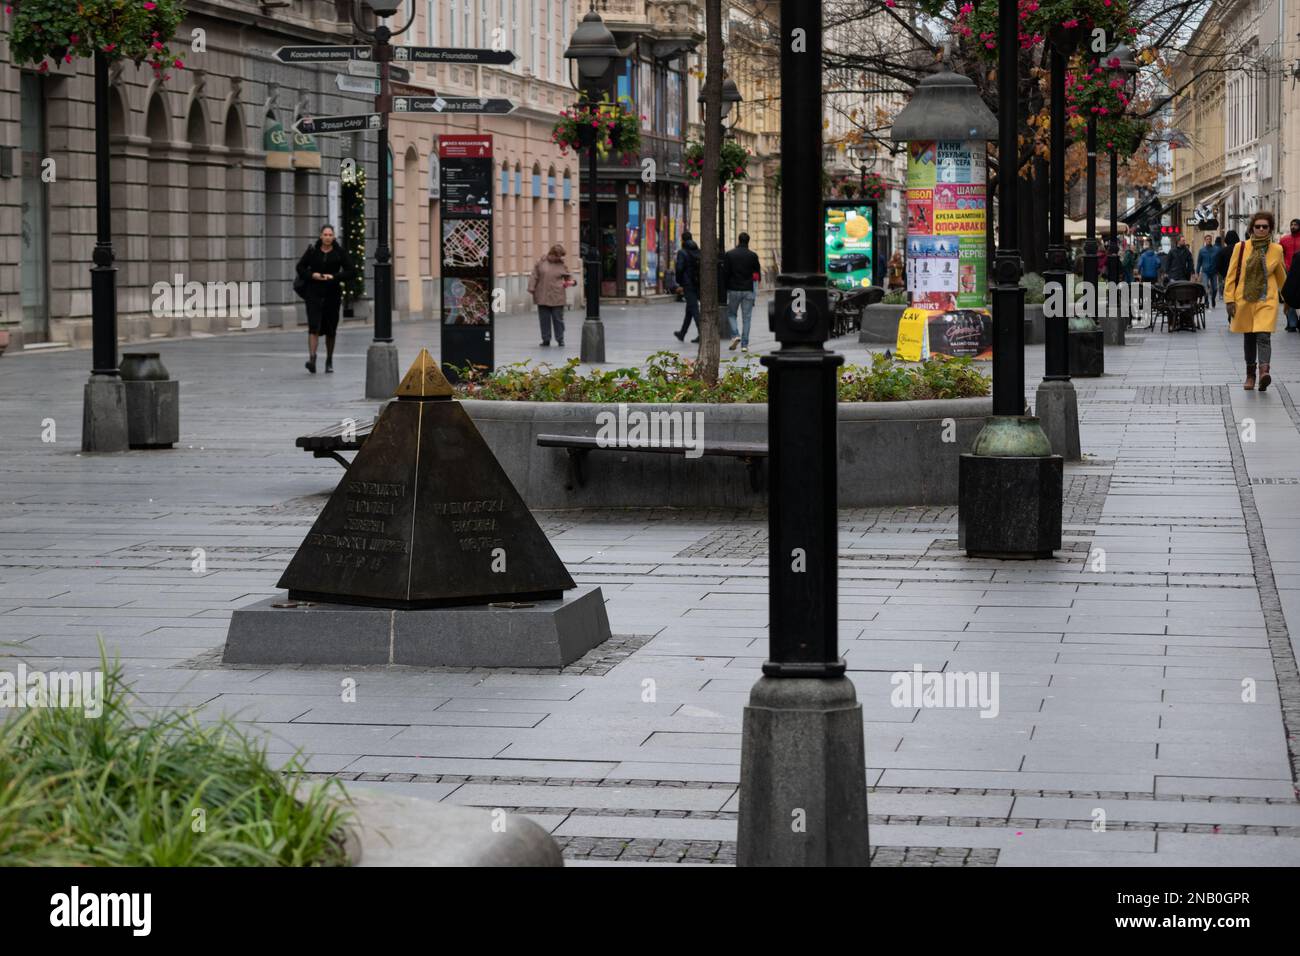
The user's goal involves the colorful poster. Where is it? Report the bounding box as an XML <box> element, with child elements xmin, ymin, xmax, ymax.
<box><xmin>926</xmin><ymin>310</ymin><xmax>993</xmax><ymax>359</ymax></box>
<box><xmin>626</xmin><ymin>200</ymin><xmax>640</xmax><ymax>282</ymax></box>
<box><xmin>824</xmin><ymin>202</ymin><xmax>875</xmax><ymax>291</ymax></box>
<box><xmin>907</xmin><ymin>139</ymin><xmax>987</xmax><ymax>313</ymax></box>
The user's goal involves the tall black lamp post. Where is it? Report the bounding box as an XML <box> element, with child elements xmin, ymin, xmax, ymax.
<box><xmin>1036</xmin><ymin>27</ymin><xmax>1083</xmax><ymax>458</ymax></box>
<box><xmin>699</xmin><ymin>76</ymin><xmax>742</xmax><ymax>313</ymax></box>
<box><xmin>82</xmin><ymin>50</ymin><xmax>129</xmax><ymax>452</ymax></box>
<box><xmin>736</xmin><ymin>0</ymin><xmax>869</xmax><ymax>867</ymax></box>
<box><xmin>565</xmin><ymin>8</ymin><xmax>621</xmax><ymax>364</ymax></box>
<box><xmin>353</xmin><ymin>0</ymin><xmax>414</xmax><ymax>398</ymax></box>
<box><xmin>1105</xmin><ymin>43</ymin><xmax>1141</xmax><ymax>326</ymax></box>
<box><xmin>956</xmin><ymin>0</ymin><xmax>1063</xmax><ymax>559</ymax></box>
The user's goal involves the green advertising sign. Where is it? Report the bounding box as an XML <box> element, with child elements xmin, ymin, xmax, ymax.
<box><xmin>824</xmin><ymin>201</ymin><xmax>875</xmax><ymax>291</ymax></box>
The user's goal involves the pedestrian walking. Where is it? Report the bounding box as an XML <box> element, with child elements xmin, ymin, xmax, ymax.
<box><xmin>529</xmin><ymin>244</ymin><xmax>575</xmax><ymax>348</ymax></box>
<box><xmin>1137</xmin><ymin>240</ymin><xmax>1161</xmax><ymax>283</ymax></box>
<box><xmin>1120</xmin><ymin>239</ymin><xmax>1137</xmax><ymax>283</ymax></box>
<box><xmin>294</xmin><ymin>224</ymin><xmax>352</xmax><ymax>374</ymax></box>
<box><xmin>1279</xmin><ymin>218</ymin><xmax>1300</xmax><ymax>331</ymax></box>
<box><xmin>1224</xmin><ymin>212</ymin><xmax>1287</xmax><ymax>392</ymax></box>
<box><xmin>1196</xmin><ymin>234</ymin><xmax>1220</xmax><ymax>307</ymax></box>
<box><xmin>1166</xmin><ymin>235</ymin><xmax>1195</xmax><ymax>281</ymax></box>
<box><xmin>887</xmin><ymin>250</ymin><xmax>905</xmax><ymax>291</ymax></box>
<box><xmin>672</xmin><ymin>231</ymin><xmax>702</xmax><ymax>343</ymax></box>
<box><xmin>723</xmin><ymin>232</ymin><xmax>761</xmax><ymax>352</ymax></box>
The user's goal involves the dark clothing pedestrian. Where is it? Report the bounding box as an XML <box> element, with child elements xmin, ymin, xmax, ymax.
<box><xmin>673</xmin><ymin>238</ymin><xmax>701</xmax><ymax>341</ymax></box>
<box><xmin>296</xmin><ymin>242</ymin><xmax>352</xmax><ymax>337</ymax></box>
<box><xmin>1166</xmin><ymin>244</ymin><xmax>1195</xmax><ymax>281</ymax></box>
<box><xmin>722</xmin><ymin>244</ymin><xmax>762</xmax><ymax>292</ymax></box>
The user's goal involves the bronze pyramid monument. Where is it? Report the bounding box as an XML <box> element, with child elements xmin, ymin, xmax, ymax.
<box><xmin>277</xmin><ymin>349</ymin><xmax>576</xmax><ymax>608</ymax></box>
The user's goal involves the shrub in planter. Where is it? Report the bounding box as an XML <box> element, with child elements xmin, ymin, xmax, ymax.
<box><xmin>452</xmin><ymin>350</ymin><xmax>989</xmax><ymax>404</ymax></box>
<box><xmin>0</xmin><ymin>654</ymin><xmax>350</xmax><ymax>865</ymax></box>
<box><xmin>7</xmin><ymin>0</ymin><xmax>188</xmax><ymax>80</ymax></box>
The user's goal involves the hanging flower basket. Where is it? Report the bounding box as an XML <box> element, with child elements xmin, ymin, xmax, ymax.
<box><xmin>957</xmin><ymin>0</ymin><xmax>1133</xmax><ymax>62</ymax></box>
<box><xmin>552</xmin><ymin>99</ymin><xmax>640</xmax><ymax>161</ymax></box>
<box><xmin>7</xmin><ymin>0</ymin><xmax>188</xmax><ymax>80</ymax></box>
<box><xmin>1064</xmin><ymin>57</ymin><xmax>1141</xmax><ymax>134</ymax></box>
<box><xmin>684</xmin><ymin>139</ymin><xmax>750</xmax><ymax>186</ymax></box>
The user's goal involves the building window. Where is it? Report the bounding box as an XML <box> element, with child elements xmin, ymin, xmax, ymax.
<box><xmin>426</xmin><ymin>0</ymin><xmax>437</xmax><ymax>44</ymax></box>
<box><xmin>531</xmin><ymin>0</ymin><xmax>541</xmax><ymax>74</ymax></box>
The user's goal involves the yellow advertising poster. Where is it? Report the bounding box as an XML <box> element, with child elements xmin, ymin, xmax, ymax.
<box><xmin>896</xmin><ymin>307</ymin><xmax>931</xmax><ymax>362</ymax></box>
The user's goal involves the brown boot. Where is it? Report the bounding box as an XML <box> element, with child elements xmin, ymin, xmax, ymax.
<box><xmin>1245</xmin><ymin>363</ymin><xmax>1256</xmax><ymax>390</ymax></box>
<box><xmin>1259</xmin><ymin>363</ymin><xmax>1272</xmax><ymax>392</ymax></box>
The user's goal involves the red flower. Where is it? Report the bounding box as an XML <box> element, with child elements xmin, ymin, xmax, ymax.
<box><xmin>144</xmin><ymin>1</ymin><xmax>157</xmax><ymax>8</ymax></box>
<box><xmin>174</xmin><ymin>58</ymin><xmax>184</xmax><ymax>69</ymax></box>
<box><xmin>37</xmin><ymin>61</ymin><xmax>49</xmax><ymax>73</ymax></box>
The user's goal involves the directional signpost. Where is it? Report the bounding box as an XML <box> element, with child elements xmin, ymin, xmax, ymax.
<box><xmin>274</xmin><ymin>45</ymin><xmax>370</xmax><ymax>63</ymax></box>
<box><xmin>273</xmin><ymin>26</ymin><xmax>517</xmax><ymax>399</ymax></box>
<box><xmin>392</xmin><ymin>46</ymin><xmax>517</xmax><ymax>65</ymax></box>
<box><xmin>293</xmin><ymin>113</ymin><xmax>381</xmax><ymax>135</ymax></box>
<box><xmin>391</xmin><ymin>96</ymin><xmax>515</xmax><ymax>115</ymax></box>
<box><xmin>336</xmin><ymin>74</ymin><xmax>381</xmax><ymax>96</ymax></box>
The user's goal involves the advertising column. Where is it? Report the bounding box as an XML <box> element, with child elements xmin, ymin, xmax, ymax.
<box><xmin>439</xmin><ymin>134</ymin><xmax>494</xmax><ymax>382</ymax></box>
<box><xmin>904</xmin><ymin>139</ymin><xmax>991</xmax><ymax>359</ymax></box>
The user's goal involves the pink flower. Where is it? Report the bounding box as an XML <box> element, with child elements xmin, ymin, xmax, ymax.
<box><xmin>1062</xmin><ymin>17</ymin><xmax>1079</xmax><ymax>28</ymax></box>
<box><xmin>885</xmin><ymin>0</ymin><xmax>896</xmax><ymax>6</ymax></box>
<box><xmin>174</xmin><ymin>58</ymin><xmax>184</xmax><ymax>68</ymax></box>
<box><xmin>69</xmin><ymin>34</ymin><xmax>79</xmax><ymax>43</ymax></box>
<box><xmin>959</xmin><ymin>1</ymin><xmax>973</xmax><ymax>11</ymax></box>
<box><xmin>152</xmin><ymin>41</ymin><xmax>163</xmax><ymax>50</ymax></box>
<box><xmin>3</xmin><ymin>6</ymin><xmax>11</xmax><ymax>13</ymax></box>
<box><xmin>37</xmin><ymin>61</ymin><xmax>49</xmax><ymax>73</ymax></box>
<box><xmin>143</xmin><ymin>1</ymin><xmax>156</xmax><ymax>8</ymax></box>
<box><xmin>64</xmin><ymin>54</ymin><xmax>72</xmax><ymax>62</ymax></box>
<box><xmin>104</xmin><ymin>43</ymin><xmax>116</xmax><ymax>52</ymax></box>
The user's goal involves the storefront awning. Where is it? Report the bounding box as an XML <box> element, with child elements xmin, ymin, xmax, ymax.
<box><xmin>1121</xmin><ymin>193</ymin><xmax>1161</xmax><ymax>226</ymax></box>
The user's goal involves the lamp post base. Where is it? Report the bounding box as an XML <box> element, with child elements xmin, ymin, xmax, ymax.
<box><xmin>81</xmin><ymin>375</ymin><xmax>130</xmax><ymax>453</ymax></box>
<box><xmin>737</xmin><ymin>676</ymin><xmax>869</xmax><ymax>867</ymax></box>
<box><xmin>1067</xmin><ymin>328</ymin><xmax>1105</xmax><ymax>377</ymax></box>
<box><xmin>365</xmin><ymin>342</ymin><xmax>400</xmax><ymax>399</ymax></box>
<box><xmin>959</xmin><ymin>450</ymin><xmax>1064</xmax><ymax>558</ymax></box>
<box><xmin>1034</xmin><ymin>379</ymin><xmax>1082</xmax><ymax>461</ymax></box>
<box><xmin>580</xmin><ymin>319</ymin><xmax>605</xmax><ymax>364</ymax></box>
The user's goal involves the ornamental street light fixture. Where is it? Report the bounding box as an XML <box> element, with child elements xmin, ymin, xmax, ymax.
<box><xmin>353</xmin><ymin>0</ymin><xmax>417</xmax><ymax>397</ymax></box>
<box><xmin>956</xmin><ymin>0</ymin><xmax>1063</xmax><ymax>559</ymax></box>
<box><xmin>736</xmin><ymin>0</ymin><xmax>869</xmax><ymax>867</ymax></box>
<box><xmin>564</xmin><ymin>7</ymin><xmax>621</xmax><ymax>364</ymax></box>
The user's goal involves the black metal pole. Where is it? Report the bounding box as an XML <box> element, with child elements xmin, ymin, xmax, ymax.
<box><xmin>373</xmin><ymin>25</ymin><xmax>393</xmax><ymax>345</ymax></box>
<box><xmin>91</xmin><ymin>50</ymin><xmax>118</xmax><ymax>376</ymax></box>
<box><xmin>1083</xmin><ymin>112</ymin><xmax>1098</xmax><ymax>289</ymax></box>
<box><xmin>990</xmin><ymin>0</ymin><xmax>1025</xmax><ymax>417</ymax></box>
<box><xmin>1042</xmin><ymin>43</ymin><xmax>1069</xmax><ymax>381</ymax></box>
<box><xmin>585</xmin><ymin>108</ymin><xmax>600</xmax><ymax>324</ymax></box>
<box><xmin>1108</xmin><ymin>148</ymin><xmax>1119</xmax><ymax>283</ymax></box>
<box><xmin>762</xmin><ymin>0</ymin><xmax>840</xmax><ymax>678</ymax></box>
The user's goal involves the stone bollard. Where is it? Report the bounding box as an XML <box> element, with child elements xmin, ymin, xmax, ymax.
<box><xmin>119</xmin><ymin>352</ymin><xmax>180</xmax><ymax>449</ymax></box>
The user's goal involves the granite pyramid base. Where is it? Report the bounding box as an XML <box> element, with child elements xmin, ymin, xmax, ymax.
<box><xmin>222</xmin><ymin>585</ymin><xmax>611</xmax><ymax>667</ymax></box>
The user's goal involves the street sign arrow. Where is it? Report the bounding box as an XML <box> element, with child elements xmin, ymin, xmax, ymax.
<box><xmin>391</xmin><ymin>46</ymin><xmax>517</xmax><ymax>65</ymax></box>
<box><xmin>336</xmin><ymin>74</ymin><xmax>381</xmax><ymax>95</ymax></box>
<box><xmin>390</xmin><ymin>96</ymin><xmax>515</xmax><ymax>115</ymax></box>
<box><xmin>274</xmin><ymin>45</ymin><xmax>370</xmax><ymax>63</ymax></box>
<box><xmin>346</xmin><ymin>60</ymin><xmax>411</xmax><ymax>83</ymax></box>
<box><xmin>294</xmin><ymin>113</ymin><xmax>382</xmax><ymax>135</ymax></box>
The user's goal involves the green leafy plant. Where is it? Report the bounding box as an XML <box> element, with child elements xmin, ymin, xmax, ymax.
<box><xmin>0</xmin><ymin>653</ymin><xmax>351</xmax><ymax>866</ymax></box>
<box><xmin>685</xmin><ymin>139</ymin><xmax>751</xmax><ymax>186</ymax></box>
<box><xmin>452</xmin><ymin>350</ymin><xmax>989</xmax><ymax>404</ymax></box>
<box><xmin>553</xmin><ymin>98</ymin><xmax>641</xmax><ymax>161</ymax></box>
<box><xmin>6</xmin><ymin>0</ymin><xmax>187</xmax><ymax>80</ymax></box>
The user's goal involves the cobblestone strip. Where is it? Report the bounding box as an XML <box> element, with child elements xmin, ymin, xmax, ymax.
<box><xmin>1223</xmin><ymin>403</ymin><xmax>1300</xmax><ymax>789</ymax></box>
<box><xmin>1135</xmin><ymin>385</ymin><xmax>1230</xmax><ymax>405</ymax></box>
<box><xmin>554</xmin><ymin>837</ymin><xmax>997</xmax><ymax>866</ymax></box>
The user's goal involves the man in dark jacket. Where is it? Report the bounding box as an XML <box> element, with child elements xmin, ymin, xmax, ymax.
<box><xmin>1196</xmin><ymin>234</ymin><xmax>1220</xmax><ymax>307</ymax></box>
<box><xmin>723</xmin><ymin>232</ymin><xmax>762</xmax><ymax>351</ymax></box>
<box><xmin>673</xmin><ymin>232</ymin><xmax>702</xmax><ymax>343</ymax></box>
<box><xmin>1165</xmin><ymin>235</ymin><xmax>1195</xmax><ymax>281</ymax></box>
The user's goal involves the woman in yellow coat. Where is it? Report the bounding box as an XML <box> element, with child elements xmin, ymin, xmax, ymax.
<box><xmin>1224</xmin><ymin>211</ymin><xmax>1288</xmax><ymax>391</ymax></box>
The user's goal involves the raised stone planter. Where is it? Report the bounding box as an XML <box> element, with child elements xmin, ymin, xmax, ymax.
<box><xmin>340</xmin><ymin>789</ymin><xmax>563</xmax><ymax>867</ymax></box>
<box><xmin>462</xmin><ymin>397</ymin><xmax>992</xmax><ymax>508</ymax></box>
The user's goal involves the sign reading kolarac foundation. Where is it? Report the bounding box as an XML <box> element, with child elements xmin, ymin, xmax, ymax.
<box><xmin>277</xmin><ymin>349</ymin><xmax>575</xmax><ymax>608</ymax></box>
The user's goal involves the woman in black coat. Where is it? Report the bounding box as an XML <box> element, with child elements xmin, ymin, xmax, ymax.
<box><xmin>295</xmin><ymin>225</ymin><xmax>352</xmax><ymax>373</ymax></box>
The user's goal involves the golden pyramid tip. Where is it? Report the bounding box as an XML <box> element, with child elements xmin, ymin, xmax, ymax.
<box><xmin>395</xmin><ymin>348</ymin><xmax>453</xmax><ymax>399</ymax></box>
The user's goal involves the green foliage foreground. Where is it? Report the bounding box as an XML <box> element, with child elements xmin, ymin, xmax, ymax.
<box><xmin>0</xmin><ymin>657</ymin><xmax>350</xmax><ymax>866</ymax></box>
<box><xmin>455</xmin><ymin>351</ymin><xmax>990</xmax><ymax>404</ymax></box>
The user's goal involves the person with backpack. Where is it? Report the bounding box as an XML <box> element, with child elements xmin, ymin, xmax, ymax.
<box><xmin>294</xmin><ymin>224</ymin><xmax>352</xmax><ymax>374</ymax></box>
<box><xmin>673</xmin><ymin>231</ymin><xmax>702</xmax><ymax>343</ymax></box>
<box><xmin>1137</xmin><ymin>240</ymin><xmax>1161</xmax><ymax>283</ymax></box>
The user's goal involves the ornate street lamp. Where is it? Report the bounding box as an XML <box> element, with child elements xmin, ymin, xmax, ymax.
<box><xmin>956</xmin><ymin>0</ymin><xmax>1063</xmax><ymax>559</ymax></box>
<box><xmin>699</xmin><ymin>76</ymin><xmax>743</xmax><ymax>252</ymax></box>
<box><xmin>564</xmin><ymin>7</ymin><xmax>621</xmax><ymax>363</ymax></box>
<box><xmin>353</xmin><ymin>0</ymin><xmax>414</xmax><ymax>397</ymax></box>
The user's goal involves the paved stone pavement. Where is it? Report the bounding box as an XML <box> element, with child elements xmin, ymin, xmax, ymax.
<box><xmin>2</xmin><ymin>299</ymin><xmax>1300</xmax><ymax>866</ymax></box>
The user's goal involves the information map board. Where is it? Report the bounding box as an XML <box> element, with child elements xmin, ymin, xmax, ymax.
<box><xmin>439</xmin><ymin>135</ymin><xmax>494</xmax><ymax>381</ymax></box>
